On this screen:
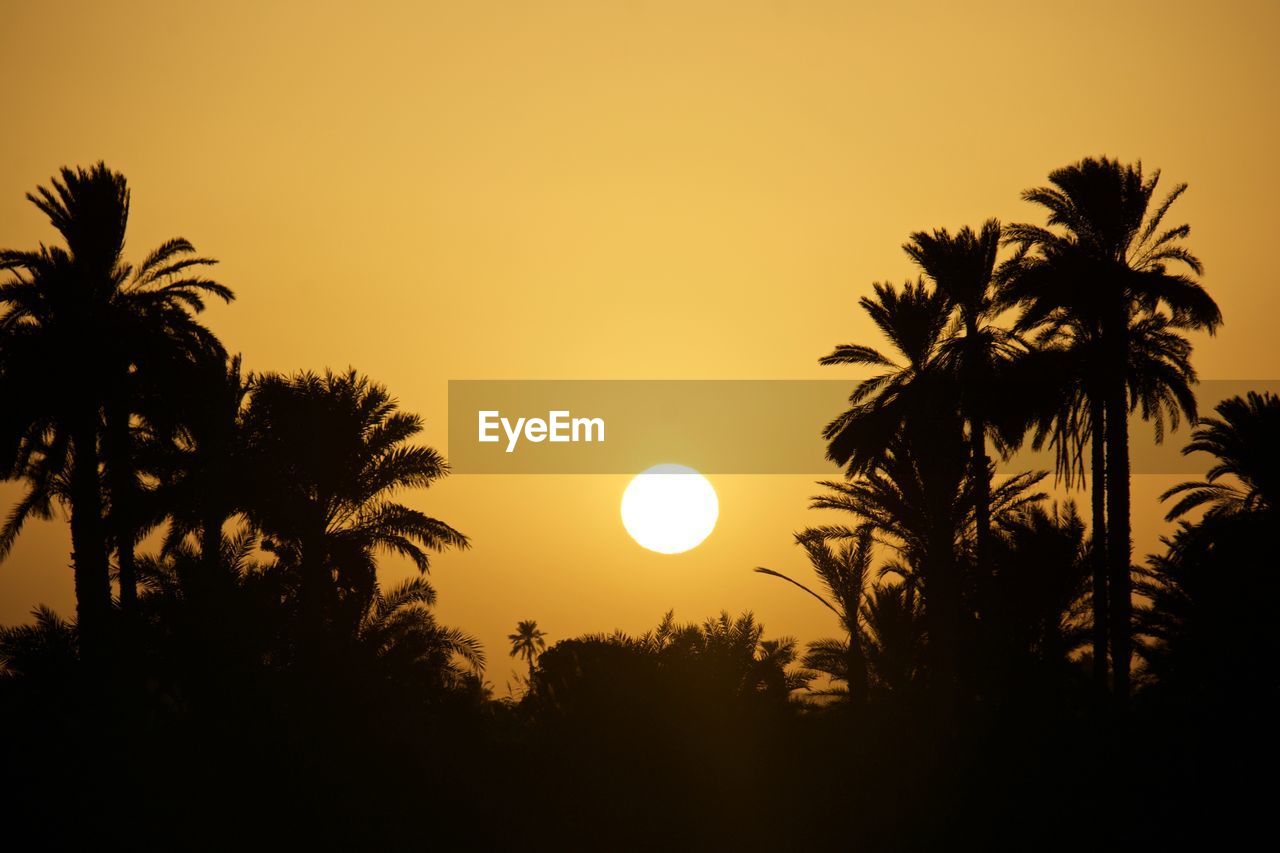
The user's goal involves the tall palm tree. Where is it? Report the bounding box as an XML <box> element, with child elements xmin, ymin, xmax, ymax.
<box><xmin>241</xmin><ymin>369</ymin><xmax>468</xmax><ymax>639</ymax></box>
<box><xmin>1000</xmin><ymin>156</ymin><xmax>1221</xmax><ymax>697</ymax></box>
<box><xmin>755</xmin><ymin>528</ymin><xmax>875</xmax><ymax>703</ymax></box>
<box><xmin>1004</xmin><ymin>311</ymin><xmax>1199</xmax><ymax>687</ymax></box>
<box><xmin>509</xmin><ymin>619</ymin><xmax>547</xmax><ymax>683</ymax></box>
<box><xmin>903</xmin><ymin>219</ymin><xmax>1023</xmax><ymax>571</ymax></box>
<box><xmin>1161</xmin><ymin>391</ymin><xmax>1280</xmax><ymax>520</ymax></box>
<box><xmin>0</xmin><ymin>164</ymin><xmax>231</xmax><ymax>649</ymax></box>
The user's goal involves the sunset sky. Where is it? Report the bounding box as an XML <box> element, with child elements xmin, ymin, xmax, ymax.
<box><xmin>2</xmin><ymin>0</ymin><xmax>1278</xmax><ymax>688</ymax></box>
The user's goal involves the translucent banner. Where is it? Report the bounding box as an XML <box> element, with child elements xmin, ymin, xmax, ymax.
<box><xmin>446</xmin><ymin>379</ymin><xmax>1280</xmax><ymax>475</ymax></box>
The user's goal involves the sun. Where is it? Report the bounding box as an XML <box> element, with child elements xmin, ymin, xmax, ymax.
<box><xmin>620</xmin><ymin>464</ymin><xmax>719</xmax><ymax>554</ymax></box>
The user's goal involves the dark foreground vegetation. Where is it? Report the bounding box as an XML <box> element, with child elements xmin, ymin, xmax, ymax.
<box><xmin>1</xmin><ymin>161</ymin><xmax>1276</xmax><ymax>849</ymax></box>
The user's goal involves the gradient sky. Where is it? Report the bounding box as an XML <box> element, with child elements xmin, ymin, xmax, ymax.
<box><xmin>2</xmin><ymin>0</ymin><xmax>1278</xmax><ymax>689</ymax></box>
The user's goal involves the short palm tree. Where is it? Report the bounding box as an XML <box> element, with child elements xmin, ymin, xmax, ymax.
<box><xmin>152</xmin><ymin>352</ymin><xmax>251</xmax><ymax>591</ymax></box>
<box><xmin>241</xmin><ymin>369</ymin><xmax>468</xmax><ymax>638</ymax></box>
<box><xmin>508</xmin><ymin>619</ymin><xmax>547</xmax><ymax>683</ymax></box>
<box><xmin>755</xmin><ymin>528</ymin><xmax>875</xmax><ymax>702</ymax></box>
<box><xmin>358</xmin><ymin>577</ymin><xmax>485</xmax><ymax>690</ymax></box>
<box><xmin>860</xmin><ymin>583</ymin><xmax>925</xmax><ymax>693</ymax></box>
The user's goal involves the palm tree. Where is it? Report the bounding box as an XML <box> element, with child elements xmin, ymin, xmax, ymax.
<box><xmin>1000</xmin><ymin>156</ymin><xmax>1221</xmax><ymax>697</ymax></box>
<box><xmin>820</xmin><ymin>279</ymin><xmax>951</xmax><ymax>474</ymax></box>
<box><xmin>152</xmin><ymin>352</ymin><xmax>250</xmax><ymax>594</ymax></box>
<box><xmin>358</xmin><ymin>577</ymin><xmax>485</xmax><ymax>690</ymax></box>
<box><xmin>987</xmin><ymin>502</ymin><xmax>1091</xmax><ymax>678</ymax></box>
<box><xmin>0</xmin><ymin>605</ymin><xmax>79</xmax><ymax>680</ymax></box>
<box><xmin>860</xmin><ymin>583</ymin><xmax>926</xmax><ymax>693</ymax></box>
<box><xmin>755</xmin><ymin>528</ymin><xmax>875</xmax><ymax>702</ymax></box>
<box><xmin>1162</xmin><ymin>392</ymin><xmax>1280</xmax><ymax>520</ymax></box>
<box><xmin>1004</xmin><ymin>311</ymin><xmax>1199</xmax><ymax>687</ymax></box>
<box><xmin>509</xmin><ymin>619</ymin><xmax>547</xmax><ymax>683</ymax></box>
<box><xmin>752</xmin><ymin>636</ymin><xmax>813</xmax><ymax>700</ymax></box>
<box><xmin>903</xmin><ymin>219</ymin><xmax>1023</xmax><ymax>571</ymax></box>
<box><xmin>809</xmin><ymin>418</ymin><xmax>1046</xmax><ymax>699</ymax></box>
<box><xmin>0</xmin><ymin>164</ymin><xmax>231</xmax><ymax>649</ymax></box>
<box><xmin>241</xmin><ymin>369</ymin><xmax>468</xmax><ymax>640</ymax></box>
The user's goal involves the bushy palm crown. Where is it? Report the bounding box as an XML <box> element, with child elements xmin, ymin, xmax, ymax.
<box><xmin>242</xmin><ymin>369</ymin><xmax>468</xmax><ymax>612</ymax></box>
<box><xmin>359</xmin><ymin>577</ymin><xmax>484</xmax><ymax>687</ymax></box>
<box><xmin>820</xmin><ymin>279</ymin><xmax>951</xmax><ymax>474</ymax></box>
<box><xmin>999</xmin><ymin>156</ymin><xmax>1220</xmax><ymax>336</ymax></box>
<box><xmin>508</xmin><ymin>619</ymin><xmax>547</xmax><ymax>664</ymax></box>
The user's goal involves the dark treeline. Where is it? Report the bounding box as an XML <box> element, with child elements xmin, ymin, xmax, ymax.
<box><xmin>0</xmin><ymin>160</ymin><xmax>1276</xmax><ymax>849</ymax></box>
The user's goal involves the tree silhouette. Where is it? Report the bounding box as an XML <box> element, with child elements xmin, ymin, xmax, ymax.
<box><xmin>152</xmin><ymin>352</ymin><xmax>250</xmax><ymax>592</ymax></box>
<box><xmin>903</xmin><ymin>220</ymin><xmax>1022</xmax><ymax>573</ymax></box>
<box><xmin>810</xmin><ymin>413</ymin><xmax>1046</xmax><ymax>702</ymax></box>
<box><xmin>0</xmin><ymin>164</ymin><xmax>230</xmax><ymax>650</ymax></box>
<box><xmin>1002</xmin><ymin>311</ymin><xmax>1199</xmax><ymax>686</ymax></box>
<box><xmin>358</xmin><ymin>577</ymin><xmax>485</xmax><ymax>691</ymax></box>
<box><xmin>241</xmin><ymin>369</ymin><xmax>468</xmax><ymax>643</ymax></box>
<box><xmin>508</xmin><ymin>618</ymin><xmax>547</xmax><ymax>684</ymax></box>
<box><xmin>984</xmin><ymin>502</ymin><xmax>1091</xmax><ymax>696</ymax></box>
<box><xmin>756</xmin><ymin>528</ymin><xmax>875</xmax><ymax>703</ymax></box>
<box><xmin>1161</xmin><ymin>391</ymin><xmax>1280</xmax><ymax>520</ymax></box>
<box><xmin>820</xmin><ymin>278</ymin><xmax>951</xmax><ymax>474</ymax></box>
<box><xmin>999</xmin><ymin>156</ymin><xmax>1221</xmax><ymax>698</ymax></box>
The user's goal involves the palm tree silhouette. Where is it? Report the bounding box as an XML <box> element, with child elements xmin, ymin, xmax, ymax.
<box><xmin>0</xmin><ymin>164</ymin><xmax>230</xmax><ymax>649</ymax></box>
<box><xmin>987</xmin><ymin>502</ymin><xmax>1091</xmax><ymax>677</ymax></box>
<box><xmin>358</xmin><ymin>577</ymin><xmax>485</xmax><ymax>689</ymax></box>
<box><xmin>755</xmin><ymin>528</ymin><xmax>875</xmax><ymax>702</ymax></box>
<box><xmin>509</xmin><ymin>619</ymin><xmax>547</xmax><ymax>683</ymax></box>
<box><xmin>999</xmin><ymin>156</ymin><xmax>1221</xmax><ymax>697</ymax></box>
<box><xmin>241</xmin><ymin>369</ymin><xmax>468</xmax><ymax>640</ymax></box>
<box><xmin>1161</xmin><ymin>391</ymin><xmax>1279</xmax><ymax>520</ymax></box>
<box><xmin>810</xmin><ymin>417</ymin><xmax>1046</xmax><ymax>701</ymax></box>
<box><xmin>820</xmin><ymin>278</ymin><xmax>951</xmax><ymax>474</ymax></box>
<box><xmin>903</xmin><ymin>220</ymin><xmax>1023</xmax><ymax>572</ymax></box>
<box><xmin>1006</xmin><ymin>311</ymin><xmax>1198</xmax><ymax>686</ymax></box>
<box><xmin>153</xmin><ymin>352</ymin><xmax>250</xmax><ymax>592</ymax></box>
<box><xmin>860</xmin><ymin>583</ymin><xmax>925</xmax><ymax>693</ymax></box>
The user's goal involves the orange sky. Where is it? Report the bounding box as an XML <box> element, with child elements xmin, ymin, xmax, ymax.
<box><xmin>2</xmin><ymin>0</ymin><xmax>1278</xmax><ymax>689</ymax></box>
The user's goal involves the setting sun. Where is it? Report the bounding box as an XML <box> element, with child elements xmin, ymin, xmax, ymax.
<box><xmin>620</xmin><ymin>464</ymin><xmax>719</xmax><ymax>554</ymax></box>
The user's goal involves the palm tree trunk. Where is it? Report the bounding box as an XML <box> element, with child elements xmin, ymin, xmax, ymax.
<box><xmin>970</xmin><ymin>413</ymin><xmax>990</xmax><ymax>572</ymax></box>
<box><xmin>964</xmin><ymin>321</ymin><xmax>991</xmax><ymax>576</ymax></box>
<box><xmin>69</xmin><ymin>414</ymin><xmax>112</xmax><ymax>659</ymax></box>
<box><xmin>1105</xmin><ymin>371</ymin><xmax>1133</xmax><ymax>701</ymax></box>
<box><xmin>104</xmin><ymin>402</ymin><xmax>137</xmax><ymax>613</ymax></box>
<box><xmin>924</xmin><ymin>530</ymin><xmax>959</xmax><ymax>721</ymax></box>
<box><xmin>1089</xmin><ymin>396</ymin><xmax>1109</xmax><ymax>688</ymax></box>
